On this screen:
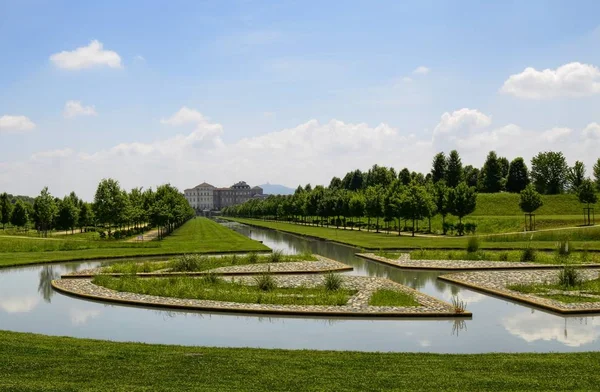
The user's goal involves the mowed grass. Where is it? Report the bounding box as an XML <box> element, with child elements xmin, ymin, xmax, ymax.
<box><xmin>93</xmin><ymin>275</ymin><xmax>354</xmax><ymax>306</ymax></box>
<box><xmin>402</xmin><ymin>249</ymin><xmax>599</xmax><ymax>264</ymax></box>
<box><xmin>226</xmin><ymin>218</ymin><xmax>600</xmax><ymax>251</ymax></box>
<box><xmin>0</xmin><ymin>218</ymin><xmax>269</xmax><ymax>268</ymax></box>
<box><xmin>2</xmin><ymin>330</ymin><xmax>600</xmax><ymax>391</ymax></box>
<box><xmin>509</xmin><ymin>277</ymin><xmax>600</xmax><ymax>304</ymax></box>
<box><xmin>369</xmin><ymin>289</ymin><xmax>420</xmax><ymax>307</ymax></box>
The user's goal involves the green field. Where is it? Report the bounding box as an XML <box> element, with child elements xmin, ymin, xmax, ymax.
<box><xmin>1</xmin><ymin>330</ymin><xmax>599</xmax><ymax>391</ymax></box>
<box><xmin>0</xmin><ymin>218</ymin><xmax>269</xmax><ymax>268</ymax></box>
<box><xmin>226</xmin><ymin>218</ymin><xmax>600</xmax><ymax>251</ymax></box>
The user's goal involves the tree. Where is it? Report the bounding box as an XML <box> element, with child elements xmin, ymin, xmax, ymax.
<box><xmin>33</xmin><ymin>187</ymin><xmax>58</xmax><ymax>237</ymax></box>
<box><xmin>329</xmin><ymin>176</ymin><xmax>342</xmax><ymax>190</ymax></box>
<box><xmin>498</xmin><ymin>156</ymin><xmax>509</xmax><ymax>178</ymax></box>
<box><xmin>578</xmin><ymin>179</ymin><xmax>598</xmax><ymax>226</ymax></box>
<box><xmin>594</xmin><ymin>158</ymin><xmax>600</xmax><ymax>191</ymax></box>
<box><xmin>93</xmin><ymin>178</ymin><xmax>126</xmax><ymax>234</ymax></box>
<box><xmin>400</xmin><ymin>182</ymin><xmax>435</xmax><ymax>237</ymax></box>
<box><xmin>480</xmin><ymin>151</ymin><xmax>503</xmax><ymax>193</ymax></box>
<box><xmin>57</xmin><ymin>196</ymin><xmax>79</xmax><ymax>234</ymax></box>
<box><xmin>519</xmin><ymin>184</ymin><xmax>543</xmax><ymax>231</ymax></box>
<box><xmin>364</xmin><ymin>186</ymin><xmax>383</xmax><ymax>232</ymax></box>
<box><xmin>448</xmin><ymin>182</ymin><xmax>477</xmax><ymax>226</ymax></box>
<box><xmin>10</xmin><ymin>200</ymin><xmax>28</xmax><ymax>229</ymax></box>
<box><xmin>0</xmin><ymin>192</ymin><xmax>13</xmax><ymax>229</ymax></box>
<box><xmin>348</xmin><ymin>193</ymin><xmax>365</xmax><ymax>230</ymax></box>
<box><xmin>463</xmin><ymin>165</ymin><xmax>479</xmax><ymax>188</ymax></box>
<box><xmin>506</xmin><ymin>157</ymin><xmax>529</xmax><ymax>193</ymax></box>
<box><xmin>445</xmin><ymin>150</ymin><xmax>463</xmax><ymax>188</ymax></box>
<box><xmin>431</xmin><ymin>152</ymin><xmax>447</xmax><ymax>183</ymax></box>
<box><xmin>530</xmin><ymin>151</ymin><xmax>568</xmax><ymax>194</ymax></box>
<box><xmin>433</xmin><ymin>181</ymin><xmax>450</xmax><ymax>233</ymax></box>
<box><xmin>365</xmin><ymin>165</ymin><xmax>394</xmax><ymax>188</ymax></box>
<box><xmin>341</xmin><ymin>169</ymin><xmax>363</xmax><ymax>191</ymax></box>
<box><xmin>79</xmin><ymin>202</ymin><xmax>95</xmax><ymax>229</ymax></box>
<box><xmin>566</xmin><ymin>161</ymin><xmax>586</xmax><ymax>192</ymax></box>
<box><xmin>399</xmin><ymin>168</ymin><xmax>411</xmax><ymax>186</ymax></box>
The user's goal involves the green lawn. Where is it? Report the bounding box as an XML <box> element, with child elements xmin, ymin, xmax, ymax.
<box><xmin>401</xmin><ymin>249</ymin><xmax>598</xmax><ymax>264</ymax></box>
<box><xmin>1</xmin><ymin>330</ymin><xmax>600</xmax><ymax>391</ymax></box>
<box><xmin>369</xmin><ymin>289</ymin><xmax>420</xmax><ymax>307</ymax></box>
<box><xmin>226</xmin><ymin>218</ymin><xmax>600</xmax><ymax>251</ymax></box>
<box><xmin>0</xmin><ymin>218</ymin><xmax>269</xmax><ymax>268</ymax></box>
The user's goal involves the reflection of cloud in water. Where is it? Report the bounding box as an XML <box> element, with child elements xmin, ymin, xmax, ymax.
<box><xmin>70</xmin><ymin>309</ymin><xmax>101</xmax><ymax>326</ymax></box>
<box><xmin>0</xmin><ymin>296</ymin><xmax>39</xmax><ymax>313</ymax></box>
<box><xmin>443</xmin><ymin>290</ymin><xmax>486</xmax><ymax>304</ymax></box>
<box><xmin>503</xmin><ymin>312</ymin><xmax>600</xmax><ymax>347</ymax></box>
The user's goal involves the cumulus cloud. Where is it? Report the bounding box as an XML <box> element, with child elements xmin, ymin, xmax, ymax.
<box><xmin>500</xmin><ymin>62</ymin><xmax>600</xmax><ymax>99</ymax></box>
<box><xmin>0</xmin><ymin>296</ymin><xmax>39</xmax><ymax>313</ymax></box>
<box><xmin>582</xmin><ymin>122</ymin><xmax>600</xmax><ymax>140</ymax></box>
<box><xmin>413</xmin><ymin>66</ymin><xmax>431</xmax><ymax>75</ymax></box>
<box><xmin>63</xmin><ymin>100</ymin><xmax>97</xmax><ymax>119</ymax></box>
<box><xmin>50</xmin><ymin>40</ymin><xmax>122</xmax><ymax>70</ymax></box>
<box><xmin>31</xmin><ymin>148</ymin><xmax>74</xmax><ymax>160</ymax></box>
<box><xmin>433</xmin><ymin>108</ymin><xmax>492</xmax><ymax>136</ymax></box>
<box><xmin>0</xmin><ymin>115</ymin><xmax>35</xmax><ymax>133</ymax></box>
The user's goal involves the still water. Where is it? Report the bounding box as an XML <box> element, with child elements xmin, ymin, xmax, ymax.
<box><xmin>1</xmin><ymin>222</ymin><xmax>599</xmax><ymax>353</ymax></box>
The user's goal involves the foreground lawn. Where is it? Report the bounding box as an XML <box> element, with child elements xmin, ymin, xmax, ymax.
<box><xmin>0</xmin><ymin>218</ymin><xmax>269</xmax><ymax>268</ymax></box>
<box><xmin>1</xmin><ymin>330</ymin><xmax>600</xmax><ymax>391</ymax></box>
<box><xmin>226</xmin><ymin>218</ymin><xmax>600</xmax><ymax>251</ymax></box>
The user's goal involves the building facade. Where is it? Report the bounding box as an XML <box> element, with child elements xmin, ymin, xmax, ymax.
<box><xmin>184</xmin><ymin>181</ymin><xmax>263</xmax><ymax>212</ymax></box>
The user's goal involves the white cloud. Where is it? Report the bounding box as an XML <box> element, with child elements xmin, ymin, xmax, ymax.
<box><xmin>63</xmin><ymin>100</ymin><xmax>97</xmax><ymax>119</ymax></box>
<box><xmin>413</xmin><ymin>66</ymin><xmax>431</xmax><ymax>75</ymax></box>
<box><xmin>50</xmin><ymin>40</ymin><xmax>122</xmax><ymax>70</ymax></box>
<box><xmin>582</xmin><ymin>122</ymin><xmax>600</xmax><ymax>140</ymax></box>
<box><xmin>161</xmin><ymin>106</ymin><xmax>211</xmax><ymax>126</ymax></box>
<box><xmin>500</xmin><ymin>62</ymin><xmax>600</xmax><ymax>99</ymax></box>
<box><xmin>0</xmin><ymin>115</ymin><xmax>35</xmax><ymax>133</ymax></box>
<box><xmin>70</xmin><ymin>308</ymin><xmax>101</xmax><ymax>326</ymax></box>
<box><xmin>433</xmin><ymin>108</ymin><xmax>492</xmax><ymax>136</ymax></box>
<box><xmin>32</xmin><ymin>148</ymin><xmax>74</xmax><ymax>160</ymax></box>
<box><xmin>540</xmin><ymin>127</ymin><xmax>572</xmax><ymax>143</ymax></box>
<box><xmin>401</xmin><ymin>76</ymin><xmax>413</xmax><ymax>83</ymax></box>
<box><xmin>0</xmin><ymin>296</ymin><xmax>39</xmax><ymax>313</ymax></box>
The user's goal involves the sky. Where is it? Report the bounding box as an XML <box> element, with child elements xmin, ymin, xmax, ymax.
<box><xmin>1</xmin><ymin>0</ymin><xmax>600</xmax><ymax>200</ymax></box>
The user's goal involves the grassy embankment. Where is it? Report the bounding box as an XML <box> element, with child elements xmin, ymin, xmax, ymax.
<box><xmin>1</xmin><ymin>330</ymin><xmax>600</xmax><ymax>391</ymax></box>
<box><xmin>226</xmin><ymin>217</ymin><xmax>600</xmax><ymax>251</ymax></box>
<box><xmin>0</xmin><ymin>218</ymin><xmax>269</xmax><ymax>268</ymax></box>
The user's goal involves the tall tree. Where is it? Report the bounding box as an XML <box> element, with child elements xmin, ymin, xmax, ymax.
<box><xmin>399</xmin><ymin>168</ymin><xmax>411</xmax><ymax>186</ymax></box>
<box><xmin>431</xmin><ymin>152</ymin><xmax>447</xmax><ymax>183</ymax></box>
<box><xmin>566</xmin><ymin>161</ymin><xmax>586</xmax><ymax>192</ymax></box>
<box><xmin>530</xmin><ymin>151</ymin><xmax>568</xmax><ymax>194</ymax></box>
<box><xmin>433</xmin><ymin>181</ymin><xmax>450</xmax><ymax>232</ymax></box>
<box><xmin>79</xmin><ymin>202</ymin><xmax>95</xmax><ymax>229</ymax></box>
<box><xmin>93</xmin><ymin>178</ymin><xmax>126</xmax><ymax>234</ymax></box>
<box><xmin>364</xmin><ymin>186</ymin><xmax>383</xmax><ymax>232</ymax></box>
<box><xmin>400</xmin><ymin>182</ymin><xmax>435</xmax><ymax>237</ymax></box>
<box><xmin>578</xmin><ymin>179</ymin><xmax>598</xmax><ymax>226</ymax></box>
<box><xmin>463</xmin><ymin>165</ymin><xmax>479</xmax><ymax>188</ymax></box>
<box><xmin>348</xmin><ymin>193</ymin><xmax>365</xmax><ymax>230</ymax></box>
<box><xmin>519</xmin><ymin>184</ymin><xmax>543</xmax><ymax>231</ymax></box>
<box><xmin>480</xmin><ymin>151</ymin><xmax>504</xmax><ymax>193</ymax></box>
<box><xmin>0</xmin><ymin>192</ymin><xmax>13</xmax><ymax>229</ymax></box>
<box><xmin>445</xmin><ymin>150</ymin><xmax>463</xmax><ymax>188</ymax></box>
<box><xmin>57</xmin><ymin>196</ymin><xmax>79</xmax><ymax>234</ymax></box>
<box><xmin>33</xmin><ymin>187</ymin><xmax>58</xmax><ymax>237</ymax></box>
<box><xmin>448</xmin><ymin>182</ymin><xmax>477</xmax><ymax>225</ymax></box>
<box><xmin>498</xmin><ymin>156</ymin><xmax>510</xmax><ymax>178</ymax></box>
<box><xmin>506</xmin><ymin>157</ymin><xmax>529</xmax><ymax>193</ymax></box>
<box><xmin>594</xmin><ymin>158</ymin><xmax>600</xmax><ymax>191</ymax></box>
<box><xmin>10</xmin><ymin>200</ymin><xmax>29</xmax><ymax>229</ymax></box>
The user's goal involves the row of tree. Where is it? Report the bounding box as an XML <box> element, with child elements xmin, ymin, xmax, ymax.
<box><xmin>0</xmin><ymin>179</ymin><xmax>195</xmax><ymax>239</ymax></box>
<box><xmin>330</xmin><ymin>150</ymin><xmax>600</xmax><ymax>196</ymax></box>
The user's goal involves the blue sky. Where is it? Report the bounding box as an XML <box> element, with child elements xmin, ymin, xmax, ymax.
<box><xmin>1</xmin><ymin>0</ymin><xmax>600</xmax><ymax>199</ymax></box>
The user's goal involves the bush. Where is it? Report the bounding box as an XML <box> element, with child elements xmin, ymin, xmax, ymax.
<box><xmin>246</xmin><ymin>252</ymin><xmax>258</xmax><ymax>264</ymax></box>
<box><xmin>269</xmin><ymin>250</ymin><xmax>283</xmax><ymax>263</ymax></box>
<box><xmin>171</xmin><ymin>254</ymin><xmax>201</xmax><ymax>272</ymax></box>
<box><xmin>466</xmin><ymin>237</ymin><xmax>480</xmax><ymax>253</ymax></box>
<box><xmin>465</xmin><ymin>223</ymin><xmax>478</xmax><ymax>235</ymax></box>
<box><xmin>254</xmin><ymin>271</ymin><xmax>276</xmax><ymax>292</ymax></box>
<box><xmin>98</xmin><ymin>231</ymin><xmax>106</xmax><ymax>239</ymax></box>
<box><xmin>455</xmin><ymin>222</ymin><xmax>465</xmax><ymax>236</ymax></box>
<box><xmin>442</xmin><ymin>222</ymin><xmax>454</xmax><ymax>235</ymax></box>
<box><xmin>558</xmin><ymin>265</ymin><xmax>582</xmax><ymax>288</ymax></box>
<box><xmin>557</xmin><ymin>240</ymin><xmax>572</xmax><ymax>257</ymax></box>
<box><xmin>499</xmin><ymin>252</ymin><xmax>509</xmax><ymax>261</ymax></box>
<box><xmin>202</xmin><ymin>272</ymin><xmax>221</xmax><ymax>284</ymax></box>
<box><xmin>521</xmin><ymin>247</ymin><xmax>536</xmax><ymax>262</ymax></box>
<box><xmin>324</xmin><ymin>272</ymin><xmax>343</xmax><ymax>291</ymax></box>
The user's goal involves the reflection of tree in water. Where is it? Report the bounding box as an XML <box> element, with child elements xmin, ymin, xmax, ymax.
<box><xmin>451</xmin><ymin>319</ymin><xmax>467</xmax><ymax>336</ymax></box>
<box><xmin>38</xmin><ymin>266</ymin><xmax>60</xmax><ymax>303</ymax></box>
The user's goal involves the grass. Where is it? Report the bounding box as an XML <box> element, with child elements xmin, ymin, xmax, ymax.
<box><xmin>0</xmin><ymin>218</ymin><xmax>270</xmax><ymax>268</ymax></box>
<box><xmin>508</xmin><ymin>274</ymin><xmax>600</xmax><ymax>304</ymax></box>
<box><xmin>3</xmin><ymin>330</ymin><xmax>600</xmax><ymax>391</ymax></box>
<box><xmin>102</xmin><ymin>252</ymin><xmax>317</xmax><ymax>274</ymax></box>
<box><xmin>369</xmin><ymin>289</ymin><xmax>420</xmax><ymax>307</ymax></box>
<box><xmin>226</xmin><ymin>218</ymin><xmax>600</xmax><ymax>251</ymax></box>
<box><xmin>404</xmin><ymin>249</ymin><xmax>597</xmax><ymax>264</ymax></box>
<box><xmin>92</xmin><ymin>275</ymin><xmax>354</xmax><ymax>306</ymax></box>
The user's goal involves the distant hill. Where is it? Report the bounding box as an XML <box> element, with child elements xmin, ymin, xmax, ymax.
<box><xmin>259</xmin><ymin>183</ymin><xmax>295</xmax><ymax>195</ymax></box>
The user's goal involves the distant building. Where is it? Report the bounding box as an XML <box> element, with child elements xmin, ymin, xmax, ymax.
<box><xmin>184</xmin><ymin>181</ymin><xmax>264</xmax><ymax>212</ymax></box>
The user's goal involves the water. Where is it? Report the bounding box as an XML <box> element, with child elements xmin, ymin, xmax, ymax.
<box><xmin>1</xmin><ymin>222</ymin><xmax>600</xmax><ymax>353</ymax></box>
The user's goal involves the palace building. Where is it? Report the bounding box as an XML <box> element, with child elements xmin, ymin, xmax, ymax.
<box><xmin>183</xmin><ymin>181</ymin><xmax>264</xmax><ymax>211</ymax></box>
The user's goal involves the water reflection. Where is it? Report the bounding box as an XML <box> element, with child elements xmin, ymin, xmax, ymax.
<box><xmin>38</xmin><ymin>266</ymin><xmax>60</xmax><ymax>303</ymax></box>
<box><xmin>0</xmin><ymin>296</ymin><xmax>39</xmax><ymax>313</ymax></box>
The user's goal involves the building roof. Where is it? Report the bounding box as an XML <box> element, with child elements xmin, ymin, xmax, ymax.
<box><xmin>252</xmin><ymin>186</ymin><xmax>262</xmax><ymax>189</ymax></box>
<box><xmin>194</xmin><ymin>182</ymin><xmax>215</xmax><ymax>188</ymax></box>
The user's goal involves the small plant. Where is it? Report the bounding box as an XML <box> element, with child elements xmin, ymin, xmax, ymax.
<box><xmin>451</xmin><ymin>296</ymin><xmax>467</xmax><ymax>314</ymax></box>
<box><xmin>202</xmin><ymin>271</ymin><xmax>221</xmax><ymax>284</ymax></box>
<box><xmin>556</xmin><ymin>240</ymin><xmax>572</xmax><ymax>257</ymax></box>
<box><xmin>231</xmin><ymin>254</ymin><xmax>238</xmax><ymax>265</ymax></box>
<box><xmin>324</xmin><ymin>272</ymin><xmax>343</xmax><ymax>292</ymax></box>
<box><xmin>558</xmin><ymin>265</ymin><xmax>582</xmax><ymax>288</ymax></box>
<box><xmin>254</xmin><ymin>270</ymin><xmax>277</xmax><ymax>292</ymax></box>
<box><xmin>466</xmin><ymin>237</ymin><xmax>480</xmax><ymax>253</ymax></box>
<box><xmin>246</xmin><ymin>252</ymin><xmax>258</xmax><ymax>264</ymax></box>
<box><xmin>171</xmin><ymin>254</ymin><xmax>201</xmax><ymax>272</ymax></box>
<box><xmin>521</xmin><ymin>246</ymin><xmax>536</xmax><ymax>262</ymax></box>
<box><xmin>499</xmin><ymin>252</ymin><xmax>509</xmax><ymax>261</ymax></box>
<box><xmin>269</xmin><ymin>250</ymin><xmax>284</xmax><ymax>263</ymax></box>
<box><xmin>580</xmin><ymin>246</ymin><xmax>590</xmax><ymax>263</ymax></box>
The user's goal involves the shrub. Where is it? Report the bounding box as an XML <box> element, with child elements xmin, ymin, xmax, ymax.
<box><xmin>171</xmin><ymin>254</ymin><xmax>201</xmax><ymax>272</ymax></box>
<box><xmin>465</xmin><ymin>223</ymin><xmax>478</xmax><ymax>235</ymax></box>
<box><xmin>202</xmin><ymin>271</ymin><xmax>221</xmax><ymax>284</ymax></box>
<box><xmin>466</xmin><ymin>237</ymin><xmax>480</xmax><ymax>253</ymax></box>
<box><xmin>254</xmin><ymin>270</ymin><xmax>276</xmax><ymax>291</ymax></box>
<box><xmin>558</xmin><ymin>265</ymin><xmax>582</xmax><ymax>288</ymax></box>
<box><xmin>556</xmin><ymin>240</ymin><xmax>572</xmax><ymax>257</ymax></box>
<box><xmin>451</xmin><ymin>296</ymin><xmax>467</xmax><ymax>313</ymax></box>
<box><xmin>231</xmin><ymin>254</ymin><xmax>238</xmax><ymax>265</ymax></box>
<box><xmin>246</xmin><ymin>252</ymin><xmax>258</xmax><ymax>264</ymax></box>
<box><xmin>98</xmin><ymin>231</ymin><xmax>106</xmax><ymax>239</ymax></box>
<box><xmin>499</xmin><ymin>252</ymin><xmax>509</xmax><ymax>261</ymax></box>
<box><xmin>269</xmin><ymin>250</ymin><xmax>283</xmax><ymax>263</ymax></box>
<box><xmin>324</xmin><ymin>272</ymin><xmax>343</xmax><ymax>291</ymax></box>
<box><xmin>442</xmin><ymin>222</ymin><xmax>454</xmax><ymax>235</ymax></box>
<box><xmin>455</xmin><ymin>222</ymin><xmax>465</xmax><ymax>236</ymax></box>
<box><xmin>521</xmin><ymin>246</ymin><xmax>536</xmax><ymax>262</ymax></box>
